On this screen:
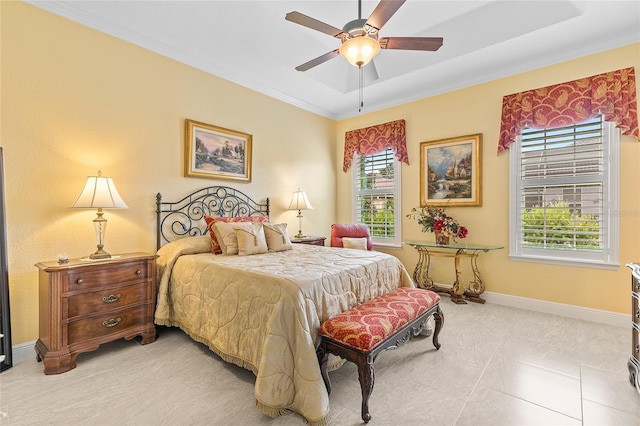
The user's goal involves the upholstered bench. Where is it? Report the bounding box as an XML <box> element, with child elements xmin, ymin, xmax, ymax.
<box><xmin>317</xmin><ymin>287</ymin><xmax>444</xmax><ymax>423</ymax></box>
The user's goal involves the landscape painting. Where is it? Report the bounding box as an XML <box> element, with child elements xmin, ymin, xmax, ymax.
<box><xmin>420</xmin><ymin>134</ymin><xmax>482</xmax><ymax>207</ymax></box>
<box><xmin>185</xmin><ymin>119</ymin><xmax>252</xmax><ymax>182</ymax></box>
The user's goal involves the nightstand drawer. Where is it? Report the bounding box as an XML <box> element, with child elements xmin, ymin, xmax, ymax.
<box><xmin>65</xmin><ymin>260</ymin><xmax>148</xmax><ymax>293</ymax></box>
<box><xmin>633</xmin><ymin>292</ymin><xmax>640</xmax><ymax>325</ymax></box>
<box><xmin>66</xmin><ymin>283</ymin><xmax>151</xmax><ymax>319</ymax></box>
<box><xmin>67</xmin><ymin>304</ymin><xmax>150</xmax><ymax>345</ymax></box>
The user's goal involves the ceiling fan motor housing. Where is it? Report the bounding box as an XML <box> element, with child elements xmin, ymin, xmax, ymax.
<box><xmin>340</xmin><ymin>19</ymin><xmax>380</xmax><ymax>67</ymax></box>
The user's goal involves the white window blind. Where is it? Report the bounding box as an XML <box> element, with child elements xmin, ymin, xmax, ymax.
<box><xmin>352</xmin><ymin>149</ymin><xmax>401</xmax><ymax>246</ymax></box>
<box><xmin>510</xmin><ymin>116</ymin><xmax>619</xmax><ymax>268</ymax></box>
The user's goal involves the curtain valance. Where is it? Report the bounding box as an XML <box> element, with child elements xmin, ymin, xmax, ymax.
<box><xmin>343</xmin><ymin>119</ymin><xmax>408</xmax><ymax>172</ymax></box>
<box><xmin>498</xmin><ymin>67</ymin><xmax>639</xmax><ymax>153</ymax></box>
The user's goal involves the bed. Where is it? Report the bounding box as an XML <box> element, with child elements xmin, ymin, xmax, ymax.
<box><xmin>154</xmin><ymin>186</ymin><xmax>414</xmax><ymax>425</ymax></box>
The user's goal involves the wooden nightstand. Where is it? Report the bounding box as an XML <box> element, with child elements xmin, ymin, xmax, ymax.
<box><xmin>35</xmin><ymin>252</ymin><xmax>157</xmax><ymax>374</ymax></box>
<box><xmin>291</xmin><ymin>236</ymin><xmax>326</xmax><ymax>246</ymax></box>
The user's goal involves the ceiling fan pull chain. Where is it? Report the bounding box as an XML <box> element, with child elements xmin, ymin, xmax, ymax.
<box><xmin>359</xmin><ymin>65</ymin><xmax>364</xmax><ymax>112</ymax></box>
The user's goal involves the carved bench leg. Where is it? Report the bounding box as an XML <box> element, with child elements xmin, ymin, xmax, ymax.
<box><xmin>316</xmin><ymin>344</ymin><xmax>332</xmax><ymax>394</ymax></box>
<box><xmin>432</xmin><ymin>304</ymin><xmax>444</xmax><ymax>350</ymax></box>
<box><xmin>357</xmin><ymin>356</ymin><xmax>375</xmax><ymax>424</ymax></box>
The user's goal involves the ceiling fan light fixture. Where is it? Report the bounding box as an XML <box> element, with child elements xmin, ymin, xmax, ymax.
<box><xmin>339</xmin><ymin>36</ymin><xmax>380</xmax><ymax>67</ymax></box>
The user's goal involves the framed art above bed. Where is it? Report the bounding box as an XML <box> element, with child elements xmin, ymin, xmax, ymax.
<box><xmin>184</xmin><ymin>119</ymin><xmax>252</xmax><ymax>182</ymax></box>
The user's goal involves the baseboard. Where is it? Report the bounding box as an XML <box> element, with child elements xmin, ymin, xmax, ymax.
<box><xmin>482</xmin><ymin>290</ymin><xmax>630</xmax><ymax>328</ymax></box>
<box><xmin>11</xmin><ymin>340</ymin><xmax>36</xmax><ymax>365</ymax></box>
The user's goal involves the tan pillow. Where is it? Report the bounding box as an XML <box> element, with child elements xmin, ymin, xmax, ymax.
<box><xmin>212</xmin><ymin>221</ymin><xmax>256</xmax><ymax>255</ymax></box>
<box><xmin>263</xmin><ymin>223</ymin><xmax>293</xmax><ymax>252</ymax></box>
<box><xmin>204</xmin><ymin>215</ymin><xmax>268</xmax><ymax>254</ymax></box>
<box><xmin>342</xmin><ymin>237</ymin><xmax>368</xmax><ymax>250</ymax></box>
<box><xmin>234</xmin><ymin>223</ymin><xmax>268</xmax><ymax>256</ymax></box>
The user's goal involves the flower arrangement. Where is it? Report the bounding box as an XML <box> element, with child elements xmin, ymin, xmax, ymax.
<box><xmin>407</xmin><ymin>206</ymin><xmax>468</xmax><ymax>241</ymax></box>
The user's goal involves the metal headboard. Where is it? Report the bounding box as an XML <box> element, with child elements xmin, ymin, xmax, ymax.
<box><xmin>156</xmin><ymin>186</ymin><xmax>270</xmax><ymax>250</ymax></box>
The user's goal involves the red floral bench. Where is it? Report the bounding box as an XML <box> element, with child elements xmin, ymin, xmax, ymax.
<box><xmin>317</xmin><ymin>287</ymin><xmax>444</xmax><ymax>423</ymax></box>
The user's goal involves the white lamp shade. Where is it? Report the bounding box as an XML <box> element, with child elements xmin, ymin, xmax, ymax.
<box><xmin>288</xmin><ymin>189</ymin><xmax>313</xmax><ymax>211</ymax></box>
<box><xmin>339</xmin><ymin>36</ymin><xmax>381</xmax><ymax>67</ymax></box>
<box><xmin>71</xmin><ymin>174</ymin><xmax>128</xmax><ymax>209</ymax></box>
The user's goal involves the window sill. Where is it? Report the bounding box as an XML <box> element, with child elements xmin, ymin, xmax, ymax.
<box><xmin>509</xmin><ymin>254</ymin><xmax>620</xmax><ymax>270</ymax></box>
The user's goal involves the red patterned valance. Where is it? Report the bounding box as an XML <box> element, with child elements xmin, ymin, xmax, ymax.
<box><xmin>498</xmin><ymin>67</ymin><xmax>639</xmax><ymax>153</ymax></box>
<box><xmin>343</xmin><ymin>119</ymin><xmax>408</xmax><ymax>172</ymax></box>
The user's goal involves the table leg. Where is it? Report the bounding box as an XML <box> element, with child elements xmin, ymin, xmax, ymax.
<box><xmin>450</xmin><ymin>251</ymin><xmax>467</xmax><ymax>304</ymax></box>
<box><xmin>464</xmin><ymin>251</ymin><xmax>486</xmax><ymax>304</ymax></box>
<box><xmin>413</xmin><ymin>247</ymin><xmax>435</xmax><ymax>290</ymax></box>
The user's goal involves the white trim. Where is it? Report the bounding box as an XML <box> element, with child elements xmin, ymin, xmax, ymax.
<box><xmin>11</xmin><ymin>340</ymin><xmax>36</xmax><ymax>365</ymax></box>
<box><xmin>483</xmin><ymin>290</ymin><xmax>629</xmax><ymax>328</ymax></box>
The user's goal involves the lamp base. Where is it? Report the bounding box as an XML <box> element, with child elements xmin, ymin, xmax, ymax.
<box><xmin>90</xmin><ymin>247</ymin><xmax>111</xmax><ymax>259</ymax></box>
<box><xmin>294</xmin><ymin>231</ymin><xmax>305</xmax><ymax>239</ymax></box>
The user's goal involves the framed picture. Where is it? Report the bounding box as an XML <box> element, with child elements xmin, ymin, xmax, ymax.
<box><xmin>185</xmin><ymin>119</ymin><xmax>252</xmax><ymax>182</ymax></box>
<box><xmin>420</xmin><ymin>133</ymin><xmax>482</xmax><ymax>207</ymax></box>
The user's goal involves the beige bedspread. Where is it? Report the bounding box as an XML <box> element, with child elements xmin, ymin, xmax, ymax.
<box><xmin>154</xmin><ymin>236</ymin><xmax>414</xmax><ymax>425</ymax></box>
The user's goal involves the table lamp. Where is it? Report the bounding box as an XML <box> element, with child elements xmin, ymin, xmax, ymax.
<box><xmin>71</xmin><ymin>171</ymin><xmax>128</xmax><ymax>259</ymax></box>
<box><xmin>288</xmin><ymin>188</ymin><xmax>313</xmax><ymax>238</ymax></box>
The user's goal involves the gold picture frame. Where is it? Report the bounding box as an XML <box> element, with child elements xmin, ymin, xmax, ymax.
<box><xmin>420</xmin><ymin>133</ymin><xmax>482</xmax><ymax>207</ymax></box>
<box><xmin>185</xmin><ymin>119</ymin><xmax>252</xmax><ymax>182</ymax></box>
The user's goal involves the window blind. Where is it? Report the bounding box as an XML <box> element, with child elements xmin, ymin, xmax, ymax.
<box><xmin>519</xmin><ymin>116</ymin><xmax>604</xmax><ymax>251</ymax></box>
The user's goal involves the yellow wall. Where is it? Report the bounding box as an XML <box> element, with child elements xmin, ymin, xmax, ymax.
<box><xmin>337</xmin><ymin>43</ymin><xmax>640</xmax><ymax>315</ymax></box>
<box><xmin>2</xmin><ymin>1</ymin><xmax>639</xmax><ymax>347</ymax></box>
<box><xmin>1</xmin><ymin>1</ymin><xmax>336</xmax><ymax>345</ymax></box>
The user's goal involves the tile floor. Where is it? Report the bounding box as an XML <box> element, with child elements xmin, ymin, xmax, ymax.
<box><xmin>1</xmin><ymin>297</ymin><xmax>639</xmax><ymax>425</ymax></box>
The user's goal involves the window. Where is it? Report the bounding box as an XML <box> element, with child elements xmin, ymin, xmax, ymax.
<box><xmin>509</xmin><ymin>116</ymin><xmax>620</xmax><ymax>269</ymax></box>
<box><xmin>352</xmin><ymin>148</ymin><xmax>402</xmax><ymax>247</ymax></box>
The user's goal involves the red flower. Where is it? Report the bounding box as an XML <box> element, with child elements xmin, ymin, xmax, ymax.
<box><xmin>457</xmin><ymin>226</ymin><xmax>468</xmax><ymax>239</ymax></box>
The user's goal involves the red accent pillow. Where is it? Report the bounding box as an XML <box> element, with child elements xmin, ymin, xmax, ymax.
<box><xmin>203</xmin><ymin>215</ymin><xmax>268</xmax><ymax>254</ymax></box>
<box><xmin>319</xmin><ymin>288</ymin><xmax>440</xmax><ymax>352</ymax></box>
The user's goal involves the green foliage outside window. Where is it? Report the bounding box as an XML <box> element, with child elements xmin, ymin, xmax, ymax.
<box><xmin>521</xmin><ymin>201</ymin><xmax>600</xmax><ymax>249</ymax></box>
<box><xmin>359</xmin><ymin>198</ymin><xmax>395</xmax><ymax>238</ymax></box>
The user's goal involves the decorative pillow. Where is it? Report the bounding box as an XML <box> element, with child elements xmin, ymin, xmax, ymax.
<box><xmin>342</xmin><ymin>237</ymin><xmax>368</xmax><ymax>250</ymax></box>
<box><xmin>212</xmin><ymin>222</ymin><xmax>242</xmax><ymax>255</ymax></box>
<box><xmin>204</xmin><ymin>215</ymin><xmax>268</xmax><ymax>254</ymax></box>
<box><xmin>263</xmin><ymin>223</ymin><xmax>293</xmax><ymax>252</ymax></box>
<box><xmin>234</xmin><ymin>223</ymin><xmax>268</xmax><ymax>256</ymax></box>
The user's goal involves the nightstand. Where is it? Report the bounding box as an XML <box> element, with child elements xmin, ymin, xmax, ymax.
<box><xmin>291</xmin><ymin>236</ymin><xmax>326</xmax><ymax>246</ymax></box>
<box><xmin>35</xmin><ymin>252</ymin><xmax>157</xmax><ymax>374</ymax></box>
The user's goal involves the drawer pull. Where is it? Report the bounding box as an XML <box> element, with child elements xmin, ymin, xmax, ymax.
<box><xmin>636</xmin><ymin>344</ymin><xmax>639</xmax><ymax>354</ymax></box>
<box><xmin>102</xmin><ymin>294</ymin><xmax>121</xmax><ymax>303</ymax></box>
<box><xmin>75</xmin><ymin>278</ymin><xmax>83</xmax><ymax>284</ymax></box>
<box><xmin>102</xmin><ymin>318</ymin><xmax>122</xmax><ymax>328</ymax></box>
<box><xmin>636</xmin><ymin>310</ymin><xmax>640</xmax><ymax>320</ymax></box>
<box><xmin>136</xmin><ymin>269</ymin><xmax>142</xmax><ymax>275</ymax></box>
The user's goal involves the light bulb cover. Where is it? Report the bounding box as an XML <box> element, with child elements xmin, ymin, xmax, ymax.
<box><xmin>339</xmin><ymin>36</ymin><xmax>380</xmax><ymax>67</ymax></box>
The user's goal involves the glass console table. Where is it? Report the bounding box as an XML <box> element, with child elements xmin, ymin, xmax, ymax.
<box><xmin>404</xmin><ymin>241</ymin><xmax>503</xmax><ymax>304</ymax></box>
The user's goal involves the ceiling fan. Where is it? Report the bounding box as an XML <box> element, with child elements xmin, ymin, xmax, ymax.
<box><xmin>285</xmin><ymin>0</ymin><xmax>444</xmax><ymax>72</ymax></box>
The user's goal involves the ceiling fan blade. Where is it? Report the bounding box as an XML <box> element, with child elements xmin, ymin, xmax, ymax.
<box><xmin>365</xmin><ymin>0</ymin><xmax>406</xmax><ymax>31</ymax></box>
<box><xmin>295</xmin><ymin>49</ymin><xmax>340</xmax><ymax>71</ymax></box>
<box><xmin>379</xmin><ymin>37</ymin><xmax>444</xmax><ymax>51</ymax></box>
<box><xmin>285</xmin><ymin>11</ymin><xmax>345</xmax><ymax>38</ymax></box>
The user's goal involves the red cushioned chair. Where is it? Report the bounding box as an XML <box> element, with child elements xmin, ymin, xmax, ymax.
<box><xmin>330</xmin><ymin>224</ymin><xmax>373</xmax><ymax>250</ymax></box>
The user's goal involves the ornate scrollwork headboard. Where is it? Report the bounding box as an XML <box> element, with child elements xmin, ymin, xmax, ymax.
<box><xmin>156</xmin><ymin>186</ymin><xmax>270</xmax><ymax>249</ymax></box>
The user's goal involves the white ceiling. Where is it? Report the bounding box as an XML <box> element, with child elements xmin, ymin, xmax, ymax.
<box><xmin>27</xmin><ymin>0</ymin><xmax>640</xmax><ymax>120</ymax></box>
